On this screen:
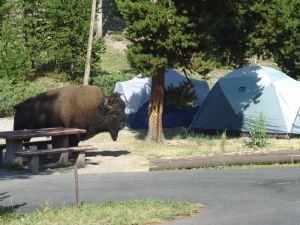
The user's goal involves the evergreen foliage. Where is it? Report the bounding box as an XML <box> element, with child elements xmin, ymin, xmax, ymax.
<box><xmin>0</xmin><ymin>0</ymin><xmax>298</xmax><ymax>83</ymax></box>
<box><xmin>102</xmin><ymin>0</ymin><xmax>125</xmax><ymax>33</ymax></box>
<box><xmin>115</xmin><ymin>0</ymin><xmax>205</xmax><ymax>142</ymax></box>
<box><xmin>22</xmin><ymin>0</ymin><xmax>94</xmax><ymax>79</ymax></box>
<box><xmin>115</xmin><ymin>0</ymin><xmax>200</xmax><ymax>76</ymax></box>
<box><xmin>91</xmin><ymin>38</ymin><xmax>107</xmax><ymax>72</ymax></box>
<box><xmin>0</xmin><ymin>0</ymin><xmax>106</xmax><ymax>81</ymax></box>
<box><xmin>190</xmin><ymin>53</ymin><xmax>218</xmax><ymax>79</ymax></box>
<box><xmin>181</xmin><ymin>0</ymin><xmax>299</xmax><ymax>76</ymax></box>
<box><xmin>0</xmin><ymin>0</ymin><xmax>31</xmax><ymax>80</ymax></box>
<box><xmin>241</xmin><ymin>0</ymin><xmax>299</xmax><ymax>78</ymax></box>
<box><xmin>164</xmin><ymin>80</ymin><xmax>197</xmax><ymax>109</ymax></box>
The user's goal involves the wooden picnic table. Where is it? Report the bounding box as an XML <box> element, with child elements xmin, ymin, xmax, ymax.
<box><xmin>0</xmin><ymin>127</ymin><xmax>86</xmax><ymax>165</ymax></box>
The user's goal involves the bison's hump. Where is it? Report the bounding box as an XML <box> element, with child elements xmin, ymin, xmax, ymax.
<box><xmin>14</xmin><ymin>85</ymin><xmax>105</xmax><ymax>111</ymax></box>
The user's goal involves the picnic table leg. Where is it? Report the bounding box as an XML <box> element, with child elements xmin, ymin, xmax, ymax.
<box><xmin>74</xmin><ymin>152</ymin><xmax>85</xmax><ymax>168</ymax></box>
<box><xmin>28</xmin><ymin>156</ymin><xmax>39</xmax><ymax>173</ymax></box>
<box><xmin>52</xmin><ymin>136</ymin><xmax>69</xmax><ymax>165</ymax></box>
<box><xmin>0</xmin><ymin>147</ymin><xmax>4</xmax><ymax>168</ymax></box>
<box><xmin>4</xmin><ymin>140</ymin><xmax>23</xmax><ymax>166</ymax></box>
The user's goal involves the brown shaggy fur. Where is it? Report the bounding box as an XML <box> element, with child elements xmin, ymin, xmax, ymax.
<box><xmin>14</xmin><ymin>85</ymin><xmax>126</xmax><ymax>146</ymax></box>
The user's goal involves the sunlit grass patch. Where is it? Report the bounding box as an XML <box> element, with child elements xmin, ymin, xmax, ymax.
<box><xmin>0</xmin><ymin>200</ymin><xmax>202</xmax><ymax>225</ymax></box>
<box><xmin>84</xmin><ymin>129</ymin><xmax>300</xmax><ymax>160</ymax></box>
<box><xmin>198</xmin><ymin>162</ymin><xmax>300</xmax><ymax>170</ymax></box>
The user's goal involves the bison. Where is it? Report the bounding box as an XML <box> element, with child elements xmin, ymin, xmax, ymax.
<box><xmin>14</xmin><ymin>85</ymin><xmax>126</xmax><ymax>146</ymax></box>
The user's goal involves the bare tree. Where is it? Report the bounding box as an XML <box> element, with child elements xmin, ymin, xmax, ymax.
<box><xmin>96</xmin><ymin>0</ymin><xmax>103</xmax><ymax>39</ymax></box>
<box><xmin>84</xmin><ymin>0</ymin><xmax>97</xmax><ymax>85</ymax></box>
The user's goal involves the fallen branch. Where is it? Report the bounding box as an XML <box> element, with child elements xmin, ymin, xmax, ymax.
<box><xmin>150</xmin><ymin>150</ymin><xmax>300</xmax><ymax>170</ymax></box>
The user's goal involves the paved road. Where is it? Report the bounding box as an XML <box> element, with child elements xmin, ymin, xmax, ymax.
<box><xmin>1</xmin><ymin>167</ymin><xmax>300</xmax><ymax>225</ymax></box>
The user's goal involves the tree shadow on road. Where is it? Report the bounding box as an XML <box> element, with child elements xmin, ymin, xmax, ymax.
<box><xmin>0</xmin><ymin>192</ymin><xmax>27</xmax><ymax>214</ymax></box>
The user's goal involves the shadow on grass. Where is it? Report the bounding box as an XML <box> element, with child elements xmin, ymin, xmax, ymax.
<box><xmin>86</xmin><ymin>150</ymin><xmax>130</xmax><ymax>157</ymax></box>
<box><xmin>133</xmin><ymin>127</ymin><xmax>215</xmax><ymax>142</ymax></box>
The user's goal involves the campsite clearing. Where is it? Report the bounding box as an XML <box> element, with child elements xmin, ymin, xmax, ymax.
<box><xmin>2</xmin><ymin>120</ymin><xmax>300</xmax><ymax>173</ymax></box>
<box><xmin>82</xmin><ymin>128</ymin><xmax>300</xmax><ymax>159</ymax></box>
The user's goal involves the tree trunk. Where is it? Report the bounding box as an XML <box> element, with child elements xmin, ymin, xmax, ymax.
<box><xmin>146</xmin><ymin>68</ymin><xmax>165</xmax><ymax>143</ymax></box>
<box><xmin>84</xmin><ymin>0</ymin><xmax>97</xmax><ymax>85</ymax></box>
<box><xmin>96</xmin><ymin>0</ymin><xmax>103</xmax><ymax>39</ymax></box>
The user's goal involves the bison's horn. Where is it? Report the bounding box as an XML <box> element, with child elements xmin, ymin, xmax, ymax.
<box><xmin>104</xmin><ymin>97</ymin><xmax>112</xmax><ymax>110</ymax></box>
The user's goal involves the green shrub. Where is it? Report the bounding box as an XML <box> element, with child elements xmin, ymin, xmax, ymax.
<box><xmin>247</xmin><ymin>113</ymin><xmax>268</xmax><ymax>148</ymax></box>
<box><xmin>0</xmin><ymin>79</ymin><xmax>49</xmax><ymax>117</ymax></box>
<box><xmin>91</xmin><ymin>71</ymin><xmax>135</xmax><ymax>95</ymax></box>
<box><xmin>220</xmin><ymin>129</ymin><xmax>227</xmax><ymax>152</ymax></box>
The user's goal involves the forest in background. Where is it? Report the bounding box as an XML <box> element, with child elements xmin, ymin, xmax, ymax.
<box><xmin>0</xmin><ymin>0</ymin><xmax>299</xmax><ymax>118</ymax></box>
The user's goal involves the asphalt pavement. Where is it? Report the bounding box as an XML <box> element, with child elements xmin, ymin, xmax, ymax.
<box><xmin>1</xmin><ymin>167</ymin><xmax>300</xmax><ymax>225</ymax></box>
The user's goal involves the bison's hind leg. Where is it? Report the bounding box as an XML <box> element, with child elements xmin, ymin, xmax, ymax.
<box><xmin>69</xmin><ymin>135</ymin><xmax>80</xmax><ymax>147</ymax></box>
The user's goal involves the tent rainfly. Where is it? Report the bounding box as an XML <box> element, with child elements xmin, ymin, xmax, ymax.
<box><xmin>190</xmin><ymin>66</ymin><xmax>300</xmax><ymax>137</ymax></box>
<box><xmin>114</xmin><ymin>69</ymin><xmax>209</xmax><ymax>129</ymax></box>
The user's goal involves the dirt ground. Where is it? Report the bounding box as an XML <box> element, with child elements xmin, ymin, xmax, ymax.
<box><xmin>78</xmin><ymin>153</ymin><xmax>149</xmax><ymax>174</ymax></box>
<box><xmin>0</xmin><ymin>119</ymin><xmax>149</xmax><ymax>175</ymax></box>
<box><xmin>2</xmin><ymin>118</ymin><xmax>300</xmax><ymax>175</ymax></box>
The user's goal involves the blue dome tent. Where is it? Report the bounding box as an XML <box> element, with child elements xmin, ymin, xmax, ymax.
<box><xmin>190</xmin><ymin>66</ymin><xmax>300</xmax><ymax>137</ymax></box>
<box><xmin>114</xmin><ymin>69</ymin><xmax>209</xmax><ymax>129</ymax></box>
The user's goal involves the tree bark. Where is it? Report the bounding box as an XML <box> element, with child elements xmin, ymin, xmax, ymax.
<box><xmin>146</xmin><ymin>68</ymin><xmax>165</xmax><ymax>143</ymax></box>
<box><xmin>96</xmin><ymin>0</ymin><xmax>103</xmax><ymax>39</ymax></box>
<box><xmin>84</xmin><ymin>0</ymin><xmax>97</xmax><ymax>85</ymax></box>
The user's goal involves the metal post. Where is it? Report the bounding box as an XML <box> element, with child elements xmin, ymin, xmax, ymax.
<box><xmin>74</xmin><ymin>166</ymin><xmax>79</xmax><ymax>207</ymax></box>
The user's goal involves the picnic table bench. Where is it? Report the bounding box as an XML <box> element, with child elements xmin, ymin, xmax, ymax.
<box><xmin>0</xmin><ymin>127</ymin><xmax>96</xmax><ymax>172</ymax></box>
<box><xmin>15</xmin><ymin>145</ymin><xmax>96</xmax><ymax>173</ymax></box>
<box><xmin>0</xmin><ymin>140</ymin><xmax>52</xmax><ymax>167</ymax></box>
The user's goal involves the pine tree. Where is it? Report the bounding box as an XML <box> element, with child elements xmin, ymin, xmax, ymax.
<box><xmin>116</xmin><ymin>0</ymin><xmax>200</xmax><ymax>143</ymax></box>
<box><xmin>47</xmin><ymin>0</ymin><xmax>92</xmax><ymax>78</ymax></box>
<box><xmin>21</xmin><ymin>0</ymin><xmax>100</xmax><ymax>79</ymax></box>
<box><xmin>22</xmin><ymin>0</ymin><xmax>53</xmax><ymax>74</ymax></box>
<box><xmin>260</xmin><ymin>0</ymin><xmax>300</xmax><ymax>78</ymax></box>
<box><xmin>0</xmin><ymin>0</ymin><xmax>31</xmax><ymax>80</ymax></box>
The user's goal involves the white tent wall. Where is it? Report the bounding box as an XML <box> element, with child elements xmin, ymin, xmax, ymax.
<box><xmin>273</xmin><ymin>77</ymin><xmax>300</xmax><ymax>132</ymax></box>
<box><xmin>114</xmin><ymin>77</ymin><xmax>151</xmax><ymax>114</ymax></box>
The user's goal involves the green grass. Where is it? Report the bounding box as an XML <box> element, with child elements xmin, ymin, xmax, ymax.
<box><xmin>101</xmin><ymin>47</ymin><xmax>131</xmax><ymax>73</ymax></box>
<box><xmin>84</xmin><ymin>128</ymin><xmax>300</xmax><ymax>159</ymax></box>
<box><xmin>101</xmin><ymin>33</ymin><xmax>131</xmax><ymax>73</ymax></box>
<box><xmin>197</xmin><ymin>162</ymin><xmax>300</xmax><ymax>170</ymax></box>
<box><xmin>0</xmin><ymin>200</ymin><xmax>201</xmax><ymax>225</ymax></box>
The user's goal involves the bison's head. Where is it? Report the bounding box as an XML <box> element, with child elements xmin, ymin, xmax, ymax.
<box><xmin>102</xmin><ymin>94</ymin><xmax>126</xmax><ymax>141</ymax></box>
